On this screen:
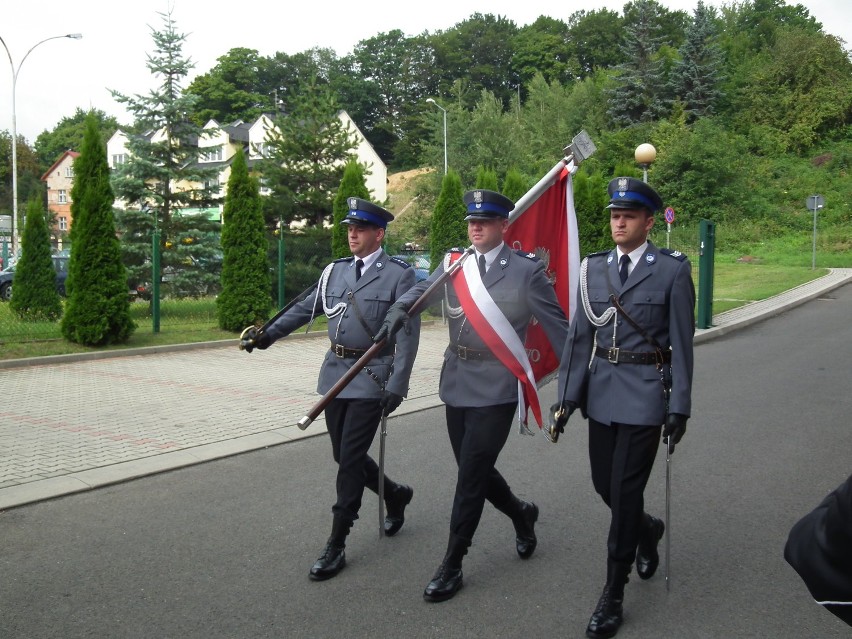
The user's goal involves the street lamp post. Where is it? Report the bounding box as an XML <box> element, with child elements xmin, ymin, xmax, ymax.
<box><xmin>634</xmin><ymin>143</ymin><xmax>657</xmax><ymax>183</ymax></box>
<box><xmin>1</xmin><ymin>32</ymin><xmax>82</xmax><ymax>258</ymax></box>
<box><xmin>425</xmin><ymin>98</ymin><xmax>447</xmax><ymax>175</ymax></box>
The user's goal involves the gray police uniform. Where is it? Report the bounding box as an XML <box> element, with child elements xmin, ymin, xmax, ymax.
<box><xmin>397</xmin><ymin>242</ymin><xmax>568</xmax><ymax>541</ymax></box>
<box><xmin>264</xmin><ymin>249</ymin><xmax>420</xmax><ymax>521</ymax></box>
<box><xmin>558</xmin><ymin>240</ymin><xmax>695</xmax><ymax>563</ymax></box>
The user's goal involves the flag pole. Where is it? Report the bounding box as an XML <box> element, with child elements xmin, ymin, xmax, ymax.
<box><xmin>510</xmin><ymin>130</ymin><xmax>596</xmax><ymax>222</ymax></box>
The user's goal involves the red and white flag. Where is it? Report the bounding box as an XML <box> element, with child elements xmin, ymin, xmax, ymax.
<box><xmin>504</xmin><ymin>162</ymin><xmax>581</xmax><ymax>426</ymax></box>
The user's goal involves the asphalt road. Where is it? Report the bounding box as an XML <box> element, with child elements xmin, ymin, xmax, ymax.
<box><xmin>1</xmin><ymin>284</ymin><xmax>850</xmax><ymax>639</ymax></box>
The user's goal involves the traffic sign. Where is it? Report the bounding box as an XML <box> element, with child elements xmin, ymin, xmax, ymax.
<box><xmin>664</xmin><ymin>207</ymin><xmax>675</xmax><ymax>224</ymax></box>
<box><xmin>806</xmin><ymin>195</ymin><xmax>824</xmax><ymax>210</ymax></box>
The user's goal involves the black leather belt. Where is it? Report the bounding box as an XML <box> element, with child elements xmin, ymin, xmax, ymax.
<box><xmin>450</xmin><ymin>343</ymin><xmax>495</xmax><ymax>361</ymax></box>
<box><xmin>330</xmin><ymin>342</ymin><xmax>393</xmax><ymax>359</ymax></box>
<box><xmin>595</xmin><ymin>345</ymin><xmax>671</xmax><ymax>365</ymax></box>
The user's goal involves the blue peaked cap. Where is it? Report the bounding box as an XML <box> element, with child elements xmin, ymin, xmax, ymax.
<box><xmin>606</xmin><ymin>177</ymin><xmax>663</xmax><ymax>213</ymax></box>
<box><xmin>342</xmin><ymin>197</ymin><xmax>394</xmax><ymax>229</ymax></box>
<box><xmin>463</xmin><ymin>190</ymin><xmax>515</xmax><ymax>220</ymax></box>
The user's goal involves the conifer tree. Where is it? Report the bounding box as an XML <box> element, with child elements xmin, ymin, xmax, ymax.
<box><xmin>217</xmin><ymin>148</ymin><xmax>273</xmax><ymax>331</ymax></box>
<box><xmin>110</xmin><ymin>10</ymin><xmax>220</xmax><ymax>291</ymax></box>
<box><xmin>475</xmin><ymin>167</ymin><xmax>499</xmax><ymax>191</ymax></box>
<box><xmin>260</xmin><ymin>79</ymin><xmax>357</xmax><ymax>227</ymax></box>
<box><xmin>9</xmin><ymin>197</ymin><xmax>62</xmax><ymax>321</ymax></box>
<box><xmin>501</xmin><ymin>168</ymin><xmax>528</xmax><ymax>202</ymax></box>
<box><xmin>670</xmin><ymin>1</ymin><xmax>723</xmax><ymax>122</ymax></box>
<box><xmin>331</xmin><ymin>160</ymin><xmax>370</xmax><ymax>259</ymax></box>
<box><xmin>429</xmin><ymin>170</ymin><xmax>467</xmax><ymax>270</ymax></box>
<box><xmin>61</xmin><ymin>113</ymin><xmax>135</xmax><ymax>345</ymax></box>
<box><xmin>607</xmin><ymin>0</ymin><xmax>670</xmax><ymax>125</ymax></box>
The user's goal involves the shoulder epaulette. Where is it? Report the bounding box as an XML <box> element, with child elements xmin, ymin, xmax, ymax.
<box><xmin>587</xmin><ymin>249</ymin><xmax>610</xmax><ymax>259</ymax></box>
<box><xmin>515</xmin><ymin>249</ymin><xmax>539</xmax><ymax>261</ymax></box>
<box><xmin>333</xmin><ymin>256</ymin><xmax>355</xmax><ymax>264</ymax></box>
<box><xmin>448</xmin><ymin>247</ymin><xmax>465</xmax><ymax>254</ymax></box>
<box><xmin>660</xmin><ymin>248</ymin><xmax>688</xmax><ymax>261</ymax></box>
<box><xmin>388</xmin><ymin>256</ymin><xmax>411</xmax><ymax>269</ymax></box>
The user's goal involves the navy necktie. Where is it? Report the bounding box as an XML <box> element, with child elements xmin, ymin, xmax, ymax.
<box><xmin>478</xmin><ymin>255</ymin><xmax>487</xmax><ymax>278</ymax></box>
<box><xmin>619</xmin><ymin>254</ymin><xmax>630</xmax><ymax>285</ymax></box>
<box><xmin>355</xmin><ymin>259</ymin><xmax>364</xmax><ymax>281</ymax></box>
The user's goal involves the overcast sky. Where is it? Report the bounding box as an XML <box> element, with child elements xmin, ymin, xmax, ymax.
<box><xmin>3</xmin><ymin>0</ymin><xmax>850</xmax><ymax>144</ymax></box>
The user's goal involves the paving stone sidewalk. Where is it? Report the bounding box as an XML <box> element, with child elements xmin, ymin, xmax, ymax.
<box><xmin>1</xmin><ymin>268</ymin><xmax>849</xmax><ymax>510</ymax></box>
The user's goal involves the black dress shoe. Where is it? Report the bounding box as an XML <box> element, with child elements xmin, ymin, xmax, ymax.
<box><xmin>636</xmin><ymin>516</ymin><xmax>664</xmax><ymax>580</ymax></box>
<box><xmin>423</xmin><ymin>562</ymin><xmax>463</xmax><ymax>602</ymax></box>
<box><xmin>384</xmin><ymin>484</ymin><xmax>413</xmax><ymax>537</ymax></box>
<box><xmin>514</xmin><ymin>501</ymin><xmax>539</xmax><ymax>559</ymax></box>
<box><xmin>585</xmin><ymin>588</ymin><xmax>624</xmax><ymax>638</ymax></box>
<box><xmin>309</xmin><ymin>542</ymin><xmax>346</xmax><ymax>581</ymax></box>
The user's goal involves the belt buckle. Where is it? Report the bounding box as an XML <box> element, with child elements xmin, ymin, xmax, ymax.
<box><xmin>607</xmin><ymin>347</ymin><xmax>620</xmax><ymax>364</ymax></box>
<box><xmin>457</xmin><ymin>345</ymin><xmax>469</xmax><ymax>360</ymax></box>
<box><xmin>334</xmin><ymin>344</ymin><xmax>346</xmax><ymax>358</ymax></box>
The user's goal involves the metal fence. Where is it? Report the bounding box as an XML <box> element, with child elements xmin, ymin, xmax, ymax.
<box><xmin>0</xmin><ymin>223</ymin><xmax>711</xmax><ymax>347</ymax></box>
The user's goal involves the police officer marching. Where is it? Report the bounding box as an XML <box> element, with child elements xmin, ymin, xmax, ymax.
<box><xmin>242</xmin><ymin>198</ymin><xmax>420</xmax><ymax>581</ymax></box>
<box><xmin>375</xmin><ymin>189</ymin><xmax>570</xmax><ymax>602</ymax></box>
<box><xmin>550</xmin><ymin>177</ymin><xmax>695</xmax><ymax>638</ymax></box>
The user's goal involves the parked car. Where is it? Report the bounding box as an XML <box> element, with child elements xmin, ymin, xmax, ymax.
<box><xmin>392</xmin><ymin>253</ymin><xmax>430</xmax><ymax>282</ymax></box>
<box><xmin>0</xmin><ymin>256</ymin><xmax>69</xmax><ymax>301</ymax></box>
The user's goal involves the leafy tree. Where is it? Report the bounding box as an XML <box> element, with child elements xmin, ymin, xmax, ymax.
<box><xmin>260</xmin><ymin>79</ymin><xmax>357</xmax><ymax>227</ymax></box>
<box><xmin>727</xmin><ymin>27</ymin><xmax>852</xmax><ymax>151</ymax></box>
<box><xmin>34</xmin><ymin>108</ymin><xmax>120</xmax><ymax>171</ymax></box>
<box><xmin>670</xmin><ymin>1</ymin><xmax>724</xmax><ymax>122</ymax></box>
<box><xmin>331</xmin><ymin>160</ymin><xmax>370</xmax><ymax>259</ymax></box>
<box><xmin>567</xmin><ymin>9</ymin><xmax>627</xmax><ymax>77</ymax></box>
<box><xmin>0</xmin><ymin>131</ymin><xmax>42</xmax><ymax>220</ymax></box>
<box><xmin>9</xmin><ymin>197</ymin><xmax>62</xmax><ymax>321</ymax></box>
<box><xmin>432</xmin><ymin>14</ymin><xmax>521</xmax><ymax>109</ymax></box>
<box><xmin>429</xmin><ymin>170</ymin><xmax>467</xmax><ymax>270</ymax></box>
<box><xmin>186</xmin><ymin>48</ymin><xmax>271</xmax><ymax>126</ymax></box>
<box><xmin>109</xmin><ymin>10</ymin><xmax>221</xmax><ymax>296</ymax></box>
<box><xmin>217</xmin><ymin>148</ymin><xmax>272</xmax><ymax>331</ymax></box>
<box><xmin>61</xmin><ymin>113</ymin><xmax>134</xmax><ymax>346</ymax></box>
<box><xmin>512</xmin><ymin>17</ymin><xmax>577</xmax><ymax>89</ymax></box>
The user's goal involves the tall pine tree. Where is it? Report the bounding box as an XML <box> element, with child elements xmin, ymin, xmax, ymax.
<box><xmin>607</xmin><ymin>0</ymin><xmax>670</xmax><ymax>125</ymax></box>
<box><xmin>260</xmin><ymin>78</ymin><xmax>357</xmax><ymax>227</ymax></box>
<box><xmin>670</xmin><ymin>1</ymin><xmax>724</xmax><ymax>122</ymax></box>
<box><xmin>110</xmin><ymin>10</ymin><xmax>220</xmax><ymax>291</ymax></box>
<box><xmin>217</xmin><ymin>148</ymin><xmax>272</xmax><ymax>331</ymax></box>
<box><xmin>9</xmin><ymin>197</ymin><xmax>62</xmax><ymax>321</ymax></box>
<box><xmin>61</xmin><ymin>113</ymin><xmax>135</xmax><ymax>346</ymax></box>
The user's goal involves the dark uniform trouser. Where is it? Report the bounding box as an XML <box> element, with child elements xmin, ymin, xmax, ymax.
<box><xmin>324</xmin><ymin>398</ymin><xmax>385</xmax><ymax>522</ymax></box>
<box><xmin>588</xmin><ymin>418</ymin><xmax>662</xmax><ymax>564</ymax></box>
<box><xmin>445</xmin><ymin>403</ymin><xmax>517</xmax><ymax>541</ymax></box>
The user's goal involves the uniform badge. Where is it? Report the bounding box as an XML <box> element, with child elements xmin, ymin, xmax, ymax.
<box><xmin>500</xmin><ymin>258</ymin><xmax>507</xmax><ymax>266</ymax></box>
<box><xmin>474</xmin><ymin>190</ymin><xmax>483</xmax><ymax>209</ymax></box>
<box><xmin>646</xmin><ymin>253</ymin><xmax>656</xmax><ymax>264</ymax></box>
<box><xmin>617</xmin><ymin>177</ymin><xmax>629</xmax><ymax>196</ymax></box>
<box><xmin>376</xmin><ymin>262</ymin><xmax>382</xmax><ymax>268</ymax></box>
<box><xmin>347</xmin><ymin>197</ymin><xmax>357</xmax><ymax>209</ymax></box>
<box><xmin>607</xmin><ymin>254</ymin><xmax>614</xmax><ymax>265</ymax></box>
<box><xmin>671</xmin><ymin>250</ymin><xmax>682</xmax><ymax>258</ymax></box>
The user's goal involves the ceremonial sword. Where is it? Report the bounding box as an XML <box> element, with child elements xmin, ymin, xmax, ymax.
<box><xmin>238</xmin><ymin>282</ymin><xmax>319</xmax><ymax>350</ymax></box>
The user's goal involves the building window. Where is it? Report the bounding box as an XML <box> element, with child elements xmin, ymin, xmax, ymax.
<box><xmin>59</xmin><ymin>217</ymin><xmax>68</xmax><ymax>231</ymax></box>
<box><xmin>58</xmin><ymin>190</ymin><xmax>67</xmax><ymax>204</ymax></box>
<box><xmin>252</xmin><ymin>142</ymin><xmax>267</xmax><ymax>158</ymax></box>
<box><xmin>65</xmin><ymin>166</ymin><xmax>74</xmax><ymax>178</ymax></box>
<box><xmin>201</xmin><ymin>146</ymin><xmax>223</xmax><ymax>162</ymax></box>
<box><xmin>112</xmin><ymin>154</ymin><xmax>127</xmax><ymax>167</ymax></box>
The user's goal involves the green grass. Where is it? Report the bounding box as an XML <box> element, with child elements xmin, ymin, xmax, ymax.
<box><xmin>0</xmin><ymin>258</ymin><xmax>846</xmax><ymax>361</ymax></box>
